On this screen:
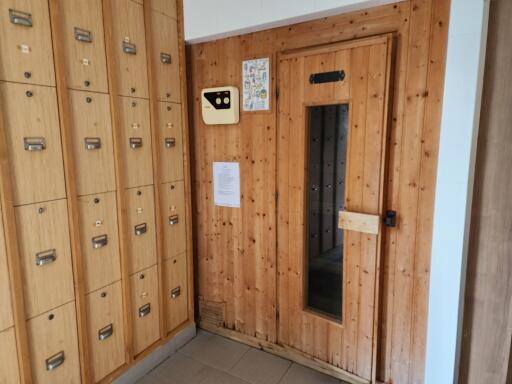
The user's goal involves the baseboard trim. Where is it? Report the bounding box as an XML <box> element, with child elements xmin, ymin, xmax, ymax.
<box><xmin>113</xmin><ymin>323</ymin><xmax>197</xmax><ymax>384</ymax></box>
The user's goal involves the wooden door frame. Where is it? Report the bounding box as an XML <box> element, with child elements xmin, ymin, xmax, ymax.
<box><xmin>275</xmin><ymin>33</ymin><xmax>395</xmax><ymax>384</ymax></box>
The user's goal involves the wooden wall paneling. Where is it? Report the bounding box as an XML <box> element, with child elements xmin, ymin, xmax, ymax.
<box><xmin>143</xmin><ymin>0</ymin><xmax>166</xmax><ymax>339</ymax></box>
<box><xmin>0</xmin><ymin>0</ymin><xmax>56</xmax><ymax>86</ymax></box>
<box><xmin>188</xmin><ymin>2</ymin><xmax>451</xmax><ymax>382</ymax></box>
<box><xmin>0</xmin><ymin>126</ymin><xmax>32</xmax><ymax>384</ymax></box>
<box><xmin>176</xmin><ymin>0</ymin><xmax>195</xmax><ymax>328</ymax></box>
<box><xmin>0</xmin><ymin>206</ymin><xmax>14</xmax><ymax>332</ymax></box>
<box><xmin>0</xmin><ymin>328</ymin><xmax>21</xmax><ymax>383</ymax></box>
<box><xmin>102</xmin><ymin>0</ymin><xmax>135</xmax><ymax>365</ymax></box>
<box><xmin>48</xmin><ymin>1</ymin><xmax>94</xmax><ymax>381</ymax></box>
<box><xmin>459</xmin><ymin>0</ymin><xmax>512</xmax><ymax>382</ymax></box>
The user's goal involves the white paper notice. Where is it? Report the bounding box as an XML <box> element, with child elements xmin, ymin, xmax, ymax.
<box><xmin>213</xmin><ymin>162</ymin><xmax>240</xmax><ymax>208</ymax></box>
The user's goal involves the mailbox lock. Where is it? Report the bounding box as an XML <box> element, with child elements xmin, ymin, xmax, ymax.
<box><xmin>167</xmin><ymin>106</ymin><xmax>172</xmax><ymax>111</ymax></box>
<box><xmin>25</xmin><ymin>90</ymin><xmax>33</xmax><ymax>97</ymax></box>
<box><xmin>101</xmin><ymin>291</ymin><xmax>107</xmax><ymax>298</ymax></box>
<box><xmin>166</xmin><ymin>92</ymin><xmax>171</xmax><ymax>98</ymax></box>
<box><xmin>38</xmin><ymin>207</ymin><xmax>45</xmax><ymax>214</ymax></box>
<box><xmin>48</xmin><ymin>313</ymin><xmax>54</xmax><ymax>320</ymax></box>
<box><xmin>24</xmin><ymin>71</ymin><xmax>31</xmax><ymax>79</ymax></box>
<box><xmin>131</xmin><ymin>101</ymin><xmax>137</xmax><ymax>107</ymax></box>
<box><xmin>139</xmin><ymin>273</ymin><xmax>145</xmax><ymax>279</ymax></box>
<box><xmin>84</xmin><ymin>80</ymin><xmax>90</xmax><ymax>87</ymax></box>
<box><xmin>130</xmin><ymin>87</ymin><xmax>136</xmax><ymax>93</ymax></box>
<box><xmin>94</xmin><ymin>198</ymin><xmax>100</xmax><ymax>204</ymax></box>
<box><xmin>86</xmin><ymin>96</ymin><xmax>92</xmax><ymax>103</ymax></box>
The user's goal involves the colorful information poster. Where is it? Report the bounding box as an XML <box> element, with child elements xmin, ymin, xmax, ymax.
<box><xmin>242</xmin><ymin>57</ymin><xmax>270</xmax><ymax>111</ymax></box>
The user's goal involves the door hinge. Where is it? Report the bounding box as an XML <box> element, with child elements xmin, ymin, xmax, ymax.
<box><xmin>383</xmin><ymin>210</ymin><xmax>397</xmax><ymax>228</ymax></box>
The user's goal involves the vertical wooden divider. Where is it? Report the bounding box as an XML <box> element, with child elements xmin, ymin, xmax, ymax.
<box><xmin>177</xmin><ymin>0</ymin><xmax>195</xmax><ymax>324</ymax></box>
<box><xmin>143</xmin><ymin>1</ymin><xmax>166</xmax><ymax>340</ymax></box>
<box><xmin>101</xmin><ymin>0</ymin><xmax>135</xmax><ymax>364</ymax></box>
<box><xmin>0</xmin><ymin>101</ymin><xmax>32</xmax><ymax>384</ymax></box>
<box><xmin>47</xmin><ymin>1</ymin><xmax>91</xmax><ymax>382</ymax></box>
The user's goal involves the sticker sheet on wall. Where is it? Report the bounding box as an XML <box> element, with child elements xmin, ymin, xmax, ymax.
<box><xmin>242</xmin><ymin>57</ymin><xmax>270</xmax><ymax>111</ymax></box>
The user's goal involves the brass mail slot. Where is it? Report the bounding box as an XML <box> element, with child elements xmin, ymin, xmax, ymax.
<box><xmin>160</xmin><ymin>52</ymin><xmax>172</xmax><ymax>64</ymax></box>
<box><xmin>122</xmin><ymin>41</ymin><xmax>137</xmax><ymax>55</ymax></box>
<box><xmin>168</xmin><ymin>215</ymin><xmax>179</xmax><ymax>226</ymax></box>
<box><xmin>171</xmin><ymin>286</ymin><xmax>181</xmax><ymax>299</ymax></box>
<box><xmin>9</xmin><ymin>9</ymin><xmax>32</xmax><ymax>27</ymax></box>
<box><xmin>92</xmin><ymin>234</ymin><xmax>108</xmax><ymax>249</ymax></box>
<box><xmin>74</xmin><ymin>27</ymin><xmax>92</xmax><ymax>43</ymax></box>
<box><xmin>24</xmin><ymin>137</ymin><xmax>46</xmax><ymax>151</ymax></box>
<box><xmin>35</xmin><ymin>249</ymin><xmax>57</xmax><ymax>266</ymax></box>
<box><xmin>84</xmin><ymin>137</ymin><xmax>101</xmax><ymax>150</ymax></box>
<box><xmin>165</xmin><ymin>137</ymin><xmax>176</xmax><ymax>148</ymax></box>
<box><xmin>134</xmin><ymin>223</ymin><xmax>147</xmax><ymax>236</ymax></box>
<box><xmin>138</xmin><ymin>303</ymin><xmax>151</xmax><ymax>318</ymax></box>
<box><xmin>129</xmin><ymin>137</ymin><xmax>143</xmax><ymax>149</ymax></box>
<box><xmin>45</xmin><ymin>351</ymin><xmax>65</xmax><ymax>371</ymax></box>
<box><xmin>98</xmin><ymin>323</ymin><xmax>113</xmax><ymax>341</ymax></box>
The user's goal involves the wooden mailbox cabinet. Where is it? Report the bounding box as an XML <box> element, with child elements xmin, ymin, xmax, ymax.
<box><xmin>0</xmin><ymin>0</ymin><xmax>193</xmax><ymax>383</ymax></box>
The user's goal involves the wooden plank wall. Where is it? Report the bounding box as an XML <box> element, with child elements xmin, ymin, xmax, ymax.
<box><xmin>459</xmin><ymin>0</ymin><xmax>512</xmax><ymax>382</ymax></box>
<box><xmin>187</xmin><ymin>1</ymin><xmax>450</xmax><ymax>382</ymax></box>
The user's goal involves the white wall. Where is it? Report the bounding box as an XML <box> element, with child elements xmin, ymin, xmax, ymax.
<box><xmin>183</xmin><ymin>0</ymin><xmax>398</xmax><ymax>42</ymax></box>
<box><xmin>183</xmin><ymin>0</ymin><xmax>490</xmax><ymax>382</ymax></box>
<box><xmin>425</xmin><ymin>0</ymin><xmax>489</xmax><ymax>383</ymax></box>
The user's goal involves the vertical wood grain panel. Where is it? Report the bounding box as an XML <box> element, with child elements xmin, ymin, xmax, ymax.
<box><xmin>188</xmin><ymin>2</ymin><xmax>450</xmax><ymax>382</ymax></box>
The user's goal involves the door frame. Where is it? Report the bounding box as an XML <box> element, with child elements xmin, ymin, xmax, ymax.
<box><xmin>275</xmin><ymin>33</ymin><xmax>395</xmax><ymax>384</ymax></box>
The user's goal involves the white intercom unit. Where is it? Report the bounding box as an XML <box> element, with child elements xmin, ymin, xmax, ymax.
<box><xmin>201</xmin><ymin>86</ymin><xmax>239</xmax><ymax>125</ymax></box>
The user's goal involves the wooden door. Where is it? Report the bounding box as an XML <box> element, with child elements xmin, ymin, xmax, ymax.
<box><xmin>125</xmin><ymin>185</ymin><xmax>157</xmax><ymax>274</ymax></box>
<box><xmin>77</xmin><ymin>192</ymin><xmax>121</xmax><ymax>293</ymax></box>
<box><xmin>0</xmin><ymin>82</ymin><xmax>66</xmax><ymax>206</ymax></box>
<box><xmin>86</xmin><ymin>281</ymin><xmax>125</xmax><ymax>382</ymax></box>
<box><xmin>58</xmin><ymin>0</ymin><xmax>109</xmax><ymax>92</ymax></box>
<box><xmin>15</xmin><ymin>199</ymin><xmax>75</xmax><ymax>319</ymax></box>
<box><xmin>26</xmin><ymin>301</ymin><xmax>81</xmax><ymax>384</ymax></box>
<box><xmin>0</xmin><ymin>0</ymin><xmax>55</xmax><ymax>85</ymax></box>
<box><xmin>0</xmin><ymin>328</ymin><xmax>21</xmax><ymax>384</ymax></box>
<box><xmin>277</xmin><ymin>35</ymin><xmax>393</xmax><ymax>382</ymax></box>
<box><xmin>131</xmin><ymin>265</ymin><xmax>160</xmax><ymax>355</ymax></box>
<box><xmin>109</xmin><ymin>0</ymin><xmax>149</xmax><ymax>98</ymax></box>
<box><xmin>151</xmin><ymin>11</ymin><xmax>181</xmax><ymax>102</ymax></box>
<box><xmin>158</xmin><ymin>102</ymin><xmax>184</xmax><ymax>183</ymax></box>
<box><xmin>118</xmin><ymin>97</ymin><xmax>154</xmax><ymax>188</ymax></box>
<box><xmin>163</xmin><ymin>252</ymin><xmax>188</xmax><ymax>334</ymax></box>
<box><xmin>69</xmin><ymin>90</ymin><xmax>116</xmax><ymax>196</ymax></box>
<box><xmin>161</xmin><ymin>181</ymin><xmax>187</xmax><ymax>259</ymax></box>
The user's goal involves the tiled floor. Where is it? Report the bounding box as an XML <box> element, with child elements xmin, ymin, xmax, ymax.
<box><xmin>136</xmin><ymin>330</ymin><xmax>347</xmax><ymax>384</ymax></box>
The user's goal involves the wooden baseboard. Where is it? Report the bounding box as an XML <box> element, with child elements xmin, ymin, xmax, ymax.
<box><xmin>199</xmin><ymin>322</ymin><xmax>369</xmax><ymax>384</ymax></box>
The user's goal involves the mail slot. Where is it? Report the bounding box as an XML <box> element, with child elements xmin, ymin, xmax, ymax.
<box><xmin>91</xmin><ymin>234</ymin><xmax>108</xmax><ymax>249</ymax></box>
<box><xmin>84</xmin><ymin>137</ymin><xmax>102</xmax><ymax>150</ymax></box>
<box><xmin>129</xmin><ymin>137</ymin><xmax>143</xmax><ymax>149</ymax></box>
<box><xmin>35</xmin><ymin>249</ymin><xmax>57</xmax><ymax>266</ymax></box>
<box><xmin>98</xmin><ymin>323</ymin><xmax>113</xmax><ymax>341</ymax></box>
<box><xmin>45</xmin><ymin>351</ymin><xmax>65</xmax><ymax>371</ymax></box>
<box><xmin>24</xmin><ymin>137</ymin><xmax>46</xmax><ymax>151</ymax></box>
<box><xmin>165</xmin><ymin>137</ymin><xmax>176</xmax><ymax>148</ymax></box>
<box><xmin>74</xmin><ymin>27</ymin><xmax>92</xmax><ymax>43</ymax></box>
<box><xmin>138</xmin><ymin>303</ymin><xmax>151</xmax><ymax>318</ymax></box>
<box><xmin>9</xmin><ymin>9</ymin><xmax>33</xmax><ymax>27</ymax></box>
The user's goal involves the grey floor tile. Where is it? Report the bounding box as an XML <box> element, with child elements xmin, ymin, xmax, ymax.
<box><xmin>146</xmin><ymin>353</ymin><xmax>208</xmax><ymax>383</ymax></box>
<box><xmin>278</xmin><ymin>363</ymin><xmax>341</xmax><ymax>384</ymax></box>
<box><xmin>178</xmin><ymin>330</ymin><xmax>215</xmax><ymax>356</ymax></box>
<box><xmin>230</xmin><ymin>348</ymin><xmax>291</xmax><ymax>384</ymax></box>
<box><xmin>180</xmin><ymin>334</ymin><xmax>250</xmax><ymax>371</ymax></box>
